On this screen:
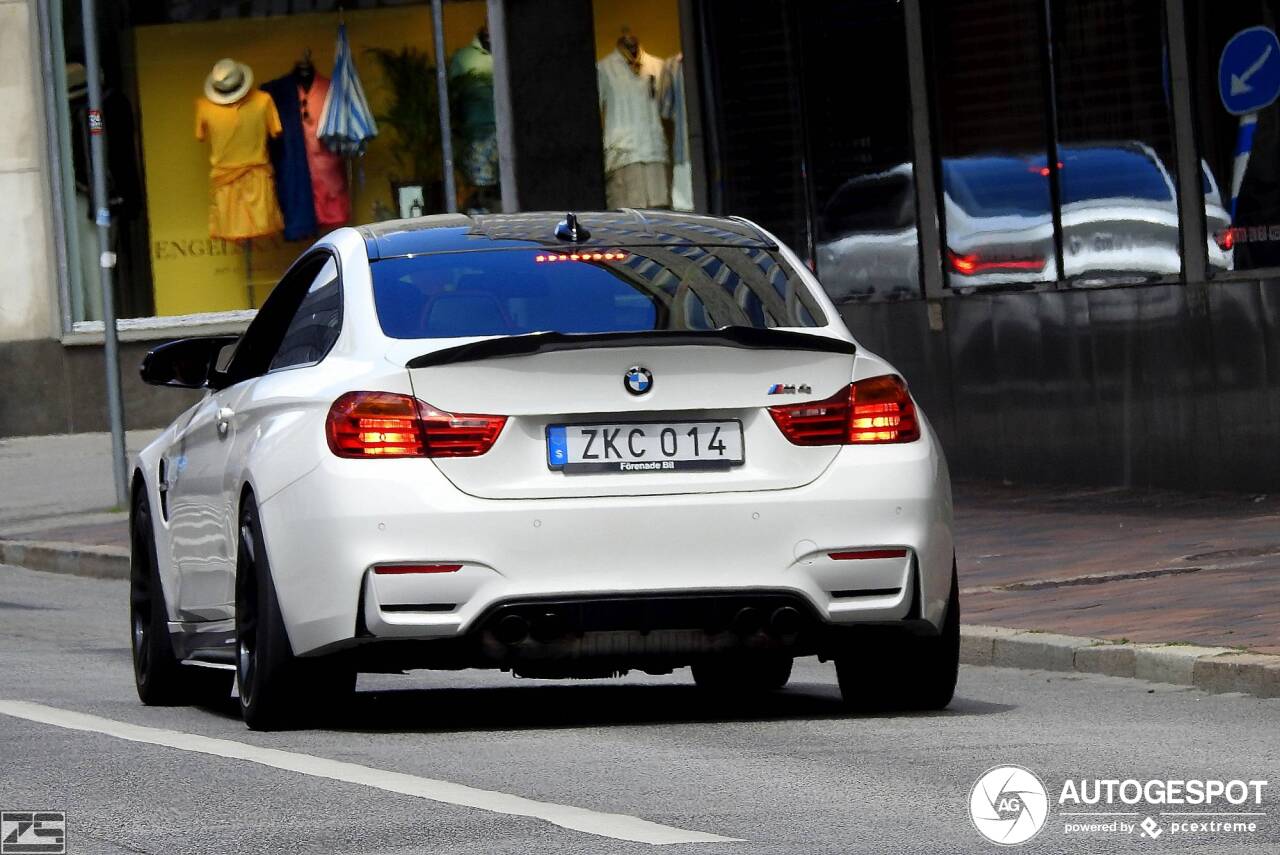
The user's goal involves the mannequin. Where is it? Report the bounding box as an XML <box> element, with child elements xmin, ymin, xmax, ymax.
<box><xmin>597</xmin><ymin>27</ymin><xmax>670</xmax><ymax>209</ymax></box>
<box><xmin>195</xmin><ymin>58</ymin><xmax>284</xmax><ymax>243</ymax></box>
<box><xmin>449</xmin><ymin>24</ymin><xmax>498</xmax><ymax>212</ymax></box>
<box><xmin>262</xmin><ymin>50</ymin><xmax>351</xmax><ymax>240</ymax></box>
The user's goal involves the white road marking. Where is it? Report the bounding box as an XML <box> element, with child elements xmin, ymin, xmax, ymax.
<box><xmin>0</xmin><ymin>700</ymin><xmax>740</xmax><ymax>846</ymax></box>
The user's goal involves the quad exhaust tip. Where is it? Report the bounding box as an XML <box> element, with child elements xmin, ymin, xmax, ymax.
<box><xmin>530</xmin><ymin>611</ymin><xmax>567</xmax><ymax>643</ymax></box>
<box><xmin>731</xmin><ymin>606</ymin><xmax>763</xmax><ymax>636</ymax></box>
<box><xmin>769</xmin><ymin>605</ymin><xmax>803</xmax><ymax>637</ymax></box>
<box><xmin>494</xmin><ymin>614</ymin><xmax>529</xmax><ymax>645</ymax></box>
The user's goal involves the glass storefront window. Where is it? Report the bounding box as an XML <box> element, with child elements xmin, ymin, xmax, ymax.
<box><xmin>1188</xmin><ymin>1</ymin><xmax>1280</xmax><ymax>274</ymax></box>
<box><xmin>1052</xmin><ymin>0</ymin><xmax>1183</xmax><ymax>284</ymax></box>
<box><xmin>697</xmin><ymin>0</ymin><xmax>809</xmax><ymax>255</ymax></box>
<box><xmin>51</xmin><ymin>1</ymin><xmax>494</xmax><ymax>326</ymax></box>
<box><xmin>927</xmin><ymin>0</ymin><xmax>1059</xmax><ymax>290</ymax></box>
<box><xmin>592</xmin><ymin>0</ymin><xmax>693</xmax><ymax>213</ymax></box>
<box><xmin>799</xmin><ymin>0</ymin><xmax>920</xmax><ymax>303</ymax></box>
<box><xmin>928</xmin><ymin>0</ymin><xmax>1183</xmax><ymax>289</ymax></box>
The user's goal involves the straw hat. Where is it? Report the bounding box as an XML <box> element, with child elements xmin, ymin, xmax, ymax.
<box><xmin>203</xmin><ymin>58</ymin><xmax>254</xmax><ymax>105</ymax></box>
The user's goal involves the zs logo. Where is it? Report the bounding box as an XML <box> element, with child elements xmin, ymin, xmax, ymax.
<box><xmin>1</xmin><ymin>811</ymin><xmax>66</xmax><ymax>854</ymax></box>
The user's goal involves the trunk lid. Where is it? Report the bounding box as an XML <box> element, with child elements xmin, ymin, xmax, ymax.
<box><xmin>390</xmin><ymin>332</ymin><xmax>855</xmax><ymax>499</ymax></box>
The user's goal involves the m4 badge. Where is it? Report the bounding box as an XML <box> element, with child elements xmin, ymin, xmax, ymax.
<box><xmin>767</xmin><ymin>383</ymin><xmax>812</xmax><ymax>395</ymax></box>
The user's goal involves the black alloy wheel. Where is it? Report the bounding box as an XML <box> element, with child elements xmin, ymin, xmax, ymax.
<box><xmin>131</xmin><ymin>488</ymin><xmax>231</xmax><ymax>705</ymax></box>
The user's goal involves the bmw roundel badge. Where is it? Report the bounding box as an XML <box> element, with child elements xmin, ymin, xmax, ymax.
<box><xmin>624</xmin><ymin>366</ymin><xmax>653</xmax><ymax>396</ymax></box>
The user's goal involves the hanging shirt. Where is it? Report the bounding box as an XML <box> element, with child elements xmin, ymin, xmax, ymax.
<box><xmin>597</xmin><ymin>47</ymin><xmax>668</xmax><ymax>175</ymax></box>
<box><xmin>261</xmin><ymin>73</ymin><xmax>317</xmax><ymax>240</ymax></box>
<box><xmin>660</xmin><ymin>54</ymin><xmax>689</xmax><ymax>166</ymax></box>
<box><xmin>299</xmin><ymin>76</ymin><xmax>350</xmax><ymax>229</ymax></box>
<box><xmin>264</xmin><ymin>73</ymin><xmax>351</xmax><ymax>240</ymax></box>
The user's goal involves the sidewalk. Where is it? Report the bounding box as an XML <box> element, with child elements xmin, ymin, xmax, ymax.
<box><xmin>955</xmin><ymin>483</ymin><xmax>1280</xmax><ymax>656</ymax></box>
<box><xmin>2</xmin><ymin>432</ymin><xmax>1277</xmax><ymax>693</ymax></box>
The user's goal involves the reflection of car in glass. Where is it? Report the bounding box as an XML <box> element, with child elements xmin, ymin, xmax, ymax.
<box><xmin>815</xmin><ymin>165</ymin><xmax>920</xmax><ymax>302</ymax></box>
<box><xmin>815</xmin><ymin>144</ymin><xmax>1232</xmax><ymax>297</ymax></box>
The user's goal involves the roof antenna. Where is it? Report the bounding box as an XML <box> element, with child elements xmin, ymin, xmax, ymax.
<box><xmin>555</xmin><ymin>212</ymin><xmax>590</xmax><ymax>242</ymax></box>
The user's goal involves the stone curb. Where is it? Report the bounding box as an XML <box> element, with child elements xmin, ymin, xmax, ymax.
<box><xmin>0</xmin><ymin>539</ymin><xmax>128</xmax><ymax>580</ymax></box>
<box><xmin>961</xmin><ymin>625</ymin><xmax>1280</xmax><ymax>700</ymax></box>
<box><xmin>2</xmin><ymin>543</ymin><xmax>1277</xmax><ymax>699</ymax></box>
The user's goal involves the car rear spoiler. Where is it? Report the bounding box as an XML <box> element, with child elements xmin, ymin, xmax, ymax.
<box><xmin>406</xmin><ymin>328</ymin><xmax>856</xmax><ymax>369</ymax></box>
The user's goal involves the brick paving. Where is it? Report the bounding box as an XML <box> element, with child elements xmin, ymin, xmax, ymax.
<box><xmin>955</xmin><ymin>483</ymin><xmax>1280</xmax><ymax>655</ymax></box>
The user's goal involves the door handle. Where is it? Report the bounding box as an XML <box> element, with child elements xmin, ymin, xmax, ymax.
<box><xmin>216</xmin><ymin>407</ymin><xmax>235</xmax><ymax>437</ymax></box>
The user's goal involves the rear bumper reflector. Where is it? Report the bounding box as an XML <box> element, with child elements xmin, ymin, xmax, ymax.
<box><xmin>372</xmin><ymin>564</ymin><xmax>463</xmax><ymax>575</ymax></box>
<box><xmin>380</xmin><ymin>603</ymin><xmax>457</xmax><ymax>612</ymax></box>
<box><xmin>828</xmin><ymin>549</ymin><xmax>908</xmax><ymax>561</ymax></box>
<box><xmin>830</xmin><ymin>587</ymin><xmax>903</xmax><ymax>599</ymax></box>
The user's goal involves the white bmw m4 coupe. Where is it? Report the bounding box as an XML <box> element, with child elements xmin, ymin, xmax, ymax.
<box><xmin>130</xmin><ymin>211</ymin><xmax>957</xmax><ymax>729</ymax></box>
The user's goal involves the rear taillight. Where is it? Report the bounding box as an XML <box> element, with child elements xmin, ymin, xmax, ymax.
<box><xmin>326</xmin><ymin>391</ymin><xmax>506</xmax><ymax>459</ymax></box>
<box><xmin>416</xmin><ymin>402</ymin><xmax>508</xmax><ymax>457</ymax></box>
<box><xmin>947</xmin><ymin>248</ymin><xmax>1046</xmax><ymax>276</ymax></box>
<box><xmin>326</xmin><ymin>392</ymin><xmax>424</xmax><ymax>457</ymax></box>
<box><xmin>768</xmin><ymin>375</ymin><xmax>920</xmax><ymax>446</ymax></box>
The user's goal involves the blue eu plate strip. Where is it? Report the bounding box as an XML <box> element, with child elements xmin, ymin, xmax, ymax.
<box><xmin>546</xmin><ymin>425</ymin><xmax>568</xmax><ymax>469</ymax></box>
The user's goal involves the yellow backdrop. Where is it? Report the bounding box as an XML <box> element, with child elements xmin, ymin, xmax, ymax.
<box><xmin>592</xmin><ymin>0</ymin><xmax>682</xmax><ymax>61</ymax></box>
<box><xmin>135</xmin><ymin>3</ymin><xmax>487</xmax><ymax>316</ymax></box>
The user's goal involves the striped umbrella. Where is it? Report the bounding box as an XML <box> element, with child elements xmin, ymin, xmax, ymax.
<box><xmin>317</xmin><ymin>23</ymin><xmax>378</xmax><ymax>156</ymax></box>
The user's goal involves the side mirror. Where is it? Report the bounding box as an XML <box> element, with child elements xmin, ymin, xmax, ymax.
<box><xmin>140</xmin><ymin>336</ymin><xmax>239</xmax><ymax>389</ymax></box>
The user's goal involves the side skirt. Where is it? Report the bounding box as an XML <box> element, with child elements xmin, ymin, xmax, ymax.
<box><xmin>168</xmin><ymin>619</ymin><xmax>236</xmax><ymax>666</ymax></box>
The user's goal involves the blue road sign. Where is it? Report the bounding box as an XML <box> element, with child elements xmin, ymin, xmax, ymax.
<box><xmin>1219</xmin><ymin>26</ymin><xmax>1280</xmax><ymax>116</ymax></box>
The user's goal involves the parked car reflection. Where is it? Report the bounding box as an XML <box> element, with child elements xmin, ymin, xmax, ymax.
<box><xmin>815</xmin><ymin>143</ymin><xmax>1232</xmax><ymax>301</ymax></box>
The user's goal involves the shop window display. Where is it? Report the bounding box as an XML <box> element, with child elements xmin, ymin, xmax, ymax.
<box><xmin>52</xmin><ymin>1</ymin><xmax>492</xmax><ymax>325</ymax></box>
<box><xmin>592</xmin><ymin>0</ymin><xmax>693</xmax><ymax>213</ymax></box>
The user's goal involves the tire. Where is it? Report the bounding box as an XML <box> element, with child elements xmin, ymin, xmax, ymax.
<box><xmin>836</xmin><ymin>560</ymin><xmax>960</xmax><ymax>712</ymax></box>
<box><xmin>692</xmin><ymin>654</ymin><xmax>793</xmax><ymax>694</ymax></box>
<box><xmin>235</xmin><ymin>494</ymin><xmax>355</xmax><ymax>730</ymax></box>
<box><xmin>130</xmin><ymin>489</ymin><xmax>233</xmax><ymax>706</ymax></box>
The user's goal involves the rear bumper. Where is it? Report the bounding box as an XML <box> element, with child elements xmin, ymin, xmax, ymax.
<box><xmin>257</xmin><ymin>428</ymin><xmax>953</xmax><ymax>657</ymax></box>
<box><xmin>343</xmin><ymin>587</ymin><xmax>942</xmax><ymax>674</ymax></box>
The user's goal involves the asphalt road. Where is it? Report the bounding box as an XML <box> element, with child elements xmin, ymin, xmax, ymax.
<box><xmin>0</xmin><ymin>565</ymin><xmax>1276</xmax><ymax>855</ymax></box>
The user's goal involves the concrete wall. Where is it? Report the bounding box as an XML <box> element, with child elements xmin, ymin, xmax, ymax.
<box><xmin>0</xmin><ymin>337</ymin><xmax>201</xmax><ymax>436</ymax></box>
<box><xmin>0</xmin><ymin>0</ymin><xmax>58</xmax><ymax>344</ymax></box>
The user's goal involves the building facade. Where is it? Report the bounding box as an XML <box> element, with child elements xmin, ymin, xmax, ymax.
<box><xmin>4</xmin><ymin>0</ymin><xmax>1280</xmax><ymax>490</ymax></box>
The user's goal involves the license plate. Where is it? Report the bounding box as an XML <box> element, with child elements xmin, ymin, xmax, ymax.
<box><xmin>546</xmin><ymin>421</ymin><xmax>745</xmax><ymax>473</ymax></box>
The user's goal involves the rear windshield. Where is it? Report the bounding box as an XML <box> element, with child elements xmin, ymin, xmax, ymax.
<box><xmin>943</xmin><ymin>157</ymin><xmax>1052</xmax><ymax>219</ymax></box>
<box><xmin>1058</xmin><ymin>146</ymin><xmax>1173</xmax><ymax>205</ymax></box>
<box><xmin>370</xmin><ymin>246</ymin><xmax>826</xmax><ymax>339</ymax></box>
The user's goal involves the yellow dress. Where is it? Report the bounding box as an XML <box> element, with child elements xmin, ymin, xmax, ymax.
<box><xmin>195</xmin><ymin>90</ymin><xmax>285</xmax><ymax>240</ymax></box>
